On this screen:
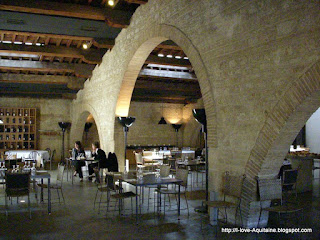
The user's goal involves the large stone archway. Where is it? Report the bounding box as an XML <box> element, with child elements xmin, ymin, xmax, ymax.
<box><xmin>115</xmin><ymin>24</ymin><xmax>217</xmax><ymax>148</ymax></box>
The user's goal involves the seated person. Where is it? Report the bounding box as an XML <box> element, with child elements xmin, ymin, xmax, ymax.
<box><xmin>88</xmin><ymin>141</ymin><xmax>107</xmax><ymax>181</ymax></box>
<box><xmin>72</xmin><ymin>141</ymin><xmax>86</xmax><ymax>182</ymax></box>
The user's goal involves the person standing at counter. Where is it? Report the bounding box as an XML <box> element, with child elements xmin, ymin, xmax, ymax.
<box><xmin>88</xmin><ymin>141</ymin><xmax>107</xmax><ymax>181</ymax></box>
<box><xmin>72</xmin><ymin>141</ymin><xmax>86</xmax><ymax>182</ymax></box>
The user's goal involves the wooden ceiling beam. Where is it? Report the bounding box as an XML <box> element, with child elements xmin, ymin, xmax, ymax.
<box><xmin>0</xmin><ymin>59</ymin><xmax>94</xmax><ymax>78</ymax></box>
<box><xmin>0</xmin><ymin>30</ymin><xmax>114</xmax><ymax>49</ymax></box>
<box><xmin>0</xmin><ymin>91</ymin><xmax>77</xmax><ymax>99</ymax></box>
<box><xmin>132</xmin><ymin>89</ymin><xmax>201</xmax><ymax>98</ymax></box>
<box><xmin>0</xmin><ymin>0</ymin><xmax>132</xmax><ymax>28</ymax></box>
<box><xmin>124</xmin><ymin>0</ymin><xmax>148</xmax><ymax>4</ymax></box>
<box><xmin>139</xmin><ymin>68</ymin><xmax>197</xmax><ymax>80</ymax></box>
<box><xmin>135</xmin><ymin>79</ymin><xmax>200</xmax><ymax>93</ymax></box>
<box><xmin>0</xmin><ymin>43</ymin><xmax>104</xmax><ymax>64</ymax></box>
<box><xmin>0</xmin><ymin>73</ymin><xmax>85</xmax><ymax>90</ymax></box>
<box><xmin>131</xmin><ymin>96</ymin><xmax>197</xmax><ymax>104</ymax></box>
<box><xmin>145</xmin><ymin>54</ymin><xmax>191</xmax><ymax>68</ymax></box>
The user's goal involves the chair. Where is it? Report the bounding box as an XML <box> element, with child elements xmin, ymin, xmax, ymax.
<box><xmin>282</xmin><ymin>168</ymin><xmax>299</xmax><ymax>200</ymax></box>
<box><xmin>5</xmin><ymin>172</ymin><xmax>31</xmax><ymax>219</ymax></box>
<box><xmin>203</xmin><ymin>172</ymin><xmax>246</xmax><ymax>226</ymax></box>
<box><xmin>45</xmin><ymin>148</ymin><xmax>55</xmax><ymax>170</ymax></box>
<box><xmin>93</xmin><ymin>168</ymin><xmax>120</xmax><ymax>214</ymax></box>
<box><xmin>257</xmin><ymin>178</ymin><xmax>303</xmax><ymax>227</ymax></box>
<box><xmin>146</xmin><ymin>164</ymin><xmax>171</xmax><ymax>211</ymax></box>
<box><xmin>134</xmin><ymin>151</ymin><xmax>145</xmax><ymax>170</ymax></box>
<box><xmin>38</xmin><ymin>164</ymin><xmax>65</xmax><ymax>204</ymax></box>
<box><xmin>156</xmin><ymin>168</ymin><xmax>189</xmax><ymax>216</ymax></box>
<box><xmin>29</xmin><ymin>151</ymin><xmax>38</xmax><ymax>161</ymax></box>
<box><xmin>108</xmin><ymin>173</ymin><xmax>137</xmax><ymax>215</ymax></box>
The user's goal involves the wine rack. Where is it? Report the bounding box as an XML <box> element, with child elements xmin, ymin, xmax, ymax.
<box><xmin>0</xmin><ymin>107</ymin><xmax>37</xmax><ymax>154</ymax></box>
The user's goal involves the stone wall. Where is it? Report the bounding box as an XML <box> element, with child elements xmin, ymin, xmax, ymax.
<box><xmin>113</xmin><ymin>101</ymin><xmax>204</xmax><ymax>168</ymax></box>
<box><xmin>0</xmin><ymin>97</ymin><xmax>72</xmax><ymax>162</ymax></box>
<box><xmin>70</xmin><ymin>0</ymin><xmax>320</xmax><ymax>227</ymax></box>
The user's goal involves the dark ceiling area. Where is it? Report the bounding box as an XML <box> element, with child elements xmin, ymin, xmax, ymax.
<box><xmin>0</xmin><ymin>0</ymin><xmax>201</xmax><ymax>104</ymax></box>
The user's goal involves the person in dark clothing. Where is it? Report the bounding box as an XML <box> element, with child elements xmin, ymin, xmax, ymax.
<box><xmin>88</xmin><ymin>141</ymin><xmax>107</xmax><ymax>180</ymax></box>
<box><xmin>72</xmin><ymin>141</ymin><xmax>86</xmax><ymax>182</ymax></box>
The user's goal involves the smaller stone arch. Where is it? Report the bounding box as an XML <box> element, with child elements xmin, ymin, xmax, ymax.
<box><xmin>242</xmin><ymin>60</ymin><xmax>320</xmax><ymax>226</ymax></box>
<box><xmin>70</xmin><ymin>104</ymin><xmax>104</xmax><ymax>150</ymax></box>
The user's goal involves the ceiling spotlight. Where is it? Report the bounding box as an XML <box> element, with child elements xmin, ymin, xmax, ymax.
<box><xmin>175</xmin><ymin>56</ymin><xmax>182</xmax><ymax>59</ymax></box>
<box><xmin>166</xmin><ymin>55</ymin><xmax>173</xmax><ymax>58</ymax></box>
<box><xmin>158</xmin><ymin>53</ymin><xmax>164</xmax><ymax>57</ymax></box>
<box><xmin>108</xmin><ymin>0</ymin><xmax>115</xmax><ymax>6</ymax></box>
<box><xmin>82</xmin><ymin>42</ymin><xmax>89</xmax><ymax>49</ymax></box>
<box><xmin>184</xmin><ymin>56</ymin><xmax>189</xmax><ymax>60</ymax></box>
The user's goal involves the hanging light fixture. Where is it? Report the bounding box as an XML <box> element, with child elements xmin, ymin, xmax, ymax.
<box><xmin>158</xmin><ymin>104</ymin><xmax>167</xmax><ymax>124</ymax></box>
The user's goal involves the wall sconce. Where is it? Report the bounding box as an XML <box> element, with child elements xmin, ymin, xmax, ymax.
<box><xmin>192</xmin><ymin>109</ymin><xmax>208</xmax><ymax>213</ymax></box>
<box><xmin>172</xmin><ymin>124</ymin><xmax>182</xmax><ymax>147</ymax></box>
<box><xmin>84</xmin><ymin>122</ymin><xmax>93</xmax><ymax>140</ymax></box>
<box><xmin>58</xmin><ymin>122</ymin><xmax>71</xmax><ymax>163</ymax></box>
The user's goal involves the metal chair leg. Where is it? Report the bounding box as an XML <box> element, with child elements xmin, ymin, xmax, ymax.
<box><xmin>60</xmin><ymin>188</ymin><xmax>65</xmax><ymax>204</ymax></box>
<box><xmin>93</xmin><ymin>189</ymin><xmax>98</xmax><ymax>209</ymax></box>
<box><xmin>28</xmin><ymin>194</ymin><xmax>31</xmax><ymax>219</ymax></box>
<box><xmin>56</xmin><ymin>188</ymin><xmax>61</xmax><ymax>204</ymax></box>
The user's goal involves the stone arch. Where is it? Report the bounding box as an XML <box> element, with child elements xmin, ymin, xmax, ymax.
<box><xmin>115</xmin><ymin>23</ymin><xmax>217</xmax><ymax>148</ymax></box>
<box><xmin>70</xmin><ymin>104</ymin><xmax>102</xmax><ymax>149</ymax></box>
<box><xmin>242</xmin><ymin>60</ymin><xmax>320</xmax><ymax>224</ymax></box>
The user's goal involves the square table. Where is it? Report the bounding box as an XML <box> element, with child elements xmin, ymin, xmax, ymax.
<box><xmin>0</xmin><ymin>170</ymin><xmax>51</xmax><ymax>214</ymax></box>
<box><xmin>110</xmin><ymin>171</ymin><xmax>183</xmax><ymax>223</ymax></box>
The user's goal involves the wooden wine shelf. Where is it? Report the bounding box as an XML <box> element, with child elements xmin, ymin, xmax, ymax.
<box><xmin>0</xmin><ymin>107</ymin><xmax>37</xmax><ymax>154</ymax></box>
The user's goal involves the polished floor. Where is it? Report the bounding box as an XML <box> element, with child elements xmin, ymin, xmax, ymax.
<box><xmin>0</xmin><ymin>167</ymin><xmax>319</xmax><ymax>240</ymax></box>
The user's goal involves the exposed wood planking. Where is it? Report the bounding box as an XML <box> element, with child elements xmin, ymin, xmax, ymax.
<box><xmin>0</xmin><ymin>0</ymin><xmax>131</xmax><ymax>28</ymax></box>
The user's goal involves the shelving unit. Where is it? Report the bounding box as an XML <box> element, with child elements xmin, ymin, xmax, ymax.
<box><xmin>0</xmin><ymin>107</ymin><xmax>37</xmax><ymax>155</ymax></box>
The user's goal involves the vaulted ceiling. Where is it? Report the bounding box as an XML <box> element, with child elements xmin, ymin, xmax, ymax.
<box><xmin>0</xmin><ymin>0</ymin><xmax>201</xmax><ymax>104</ymax></box>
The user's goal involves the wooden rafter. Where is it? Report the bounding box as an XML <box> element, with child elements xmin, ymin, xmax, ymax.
<box><xmin>0</xmin><ymin>0</ymin><xmax>132</xmax><ymax>28</ymax></box>
<box><xmin>0</xmin><ymin>43</ymin><xmax>104</xmax><ymax>64</ymax></box>
<box><xmin>0</xmin><ymin>59</ymin><xmax>94</xmax><ymax>78</ymax></box>
<box><xmin>0</xmin><ymin>30</ymin><xmax>114</xmax><ymax>49</ymax></box>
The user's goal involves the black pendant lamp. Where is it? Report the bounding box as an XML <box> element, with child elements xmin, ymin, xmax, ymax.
<box><xmin>158</xmin><ymin>104</ymin><xmax>167</xmax><ymax>124</ymax></box>
<box><xmin>158</xmin><ymin>117</ymin><xmax>167</xmax><ymax>125</ymax></box>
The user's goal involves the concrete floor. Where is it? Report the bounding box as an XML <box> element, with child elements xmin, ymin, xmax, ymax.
<box><xmin>0</xmin><ymin>168</ymin><xmax>319</xmax><ymax>240</ymax></box>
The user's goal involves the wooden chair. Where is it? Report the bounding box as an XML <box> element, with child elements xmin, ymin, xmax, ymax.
<box><xmin>257</xmin><ymin>178</ymin><xmax>303</xmax><ymax>227</ymax></box>
<box><xmin>203</xmin><ymin>172</ymin><xmax>246</xmax><ymax>226</ymax></box>
<box><xmin>5</xmin><ymin>172</ymin><xmax>31</xmax><ymax>219</ymax></box>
